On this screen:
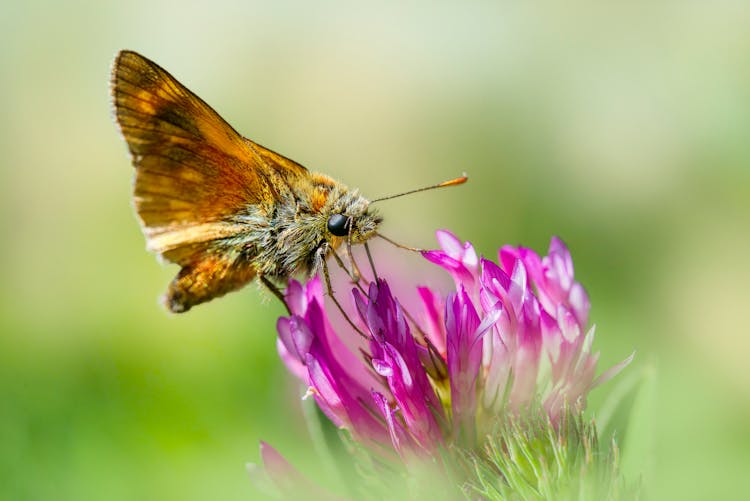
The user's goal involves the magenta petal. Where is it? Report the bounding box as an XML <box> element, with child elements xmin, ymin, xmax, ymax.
<box><xmin>365</xmin><ymin>280</ymin><xmax>445</xmax><ymax>450</ymax></box>
<box><xmin>421</xmin><ymin>250</ymin><xmax>473</xmax><ymax>282</ymax></box>
<box><xmin>276</xmin><ymin>317</ymin><xmax>297</xmax><ymax>359</ymax></box>
<box><xmin>302</xmin><ymin>314</ymin><xmax>388</xmax><ymax>443</ymax></box>
<box><xmin>304</xmin><ymin>275</ymin><xmax>325</xmax><ymax>303</ymax></box>
<box><xmin>446</xmin><ymin>288</ymin><xmax>483</xmax><ymax>444</ymax></box>
<box><xmin>284</xmin><ymin>279</ymin><xmax>308</xmax><ymax>316</ymax></box>
<box><xmin>372</xmin><ymin>391</ymin><xmax>397</xmax><ymax>448</ymax></box>
<box><xmin>481</xmin><ymin>258</ymin><xmax>511</xmax><ymax>293</ymax></box>
<box><xmin>276</xmin><ymin>316</ymin><xmax>314</xmax><ymax>380</ymax></box>
<box><xmin>305</xmin><ymin>353</ymin><xmax>346</xmax><ymax>428</ymax></box>
<box><xmin>283</xmin><ymin>317</ymin><xmax>314</xmax><ymax>361</ymax></box>
<box><xmin>417</xmin><ymin>286</ymin><xmax>447</xmax><ymax>354</ymax></box>
<box><xmin>498</xmin><ymin>245</ymin><xmax>521</xmax><ymax>274</ymax></box>
<box><xmin>307</xmin><ymin>298</ymin><xmax>379</xmax><ymax>393</ymax></box>
<box><xmin>421</xmin><ymin>249</ymin><xmax>456</xmax><ymax>269</ymax></box>
<box><xmin>352</xmin><ymin>288</ymin><xmax>369</xmax><ymax>327</ymax></box>
<box><xmin>423</xmin><ymin>231</ymin><xmax>479</xmax><ymax>289</ymax></box>
<box><xmin>372</xmin><ymin>391</ymin><xmax>410</xmax><ymax>457</ymax></box>
<box><xmin>276</xmin><ymin>339</ymin><xmax>306</xmax><ymax>381</ymax></box>
<box><xmin>518</xmin><ymin>247</ymin><xmax>544</xmax><ymax>283</ymax></box>
<box><xmin>385</xmin><ymin>343</ymin><xmax>414</xmax><ymax>388</ymax></box>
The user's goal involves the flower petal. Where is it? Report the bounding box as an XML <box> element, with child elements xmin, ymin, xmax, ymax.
<box><xmin>592</xmin><ymin>351</ymin><xmax>636</xmax><ymax>388</ymax></box>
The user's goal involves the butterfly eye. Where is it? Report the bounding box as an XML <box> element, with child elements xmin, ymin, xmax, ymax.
<box><xmin>327</xmin><ymin>214</ymin><xmax>350</xmax><ymax>237</ymax></box>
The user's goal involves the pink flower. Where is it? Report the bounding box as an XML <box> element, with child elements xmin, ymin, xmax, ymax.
<box><xmin>270</xmin><ymin>231</ymin><xmax>632</xmax><ymax>463</ymax></box>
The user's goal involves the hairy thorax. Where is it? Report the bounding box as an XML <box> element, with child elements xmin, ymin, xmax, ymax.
<box><xmin>231</xmin><ymin>173</ymin><xmax>381</xmax><ymax>279</ymax></box>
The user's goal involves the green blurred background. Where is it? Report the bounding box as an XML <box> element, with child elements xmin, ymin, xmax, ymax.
<box><xmin>1</xmin><ymin>1</ymin><xmax>749</xmax><ymax>499</ymax></box>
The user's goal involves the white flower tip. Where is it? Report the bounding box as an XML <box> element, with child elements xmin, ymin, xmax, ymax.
<box><xmin>581</xmin><ymin>325</ymin><xmax>596</xmax><ymax>351</ymax></box>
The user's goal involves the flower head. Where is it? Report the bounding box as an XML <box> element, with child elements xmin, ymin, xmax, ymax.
<box><xmin>274</xmin><ymin>231</ymin><xmax>632</xmax><ymax>463</ymax></box>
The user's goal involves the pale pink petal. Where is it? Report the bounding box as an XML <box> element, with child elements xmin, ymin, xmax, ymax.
<box><xmin>435</xmin><ymin>230</ymin><xmax>462</xmax><ymax>255</ymax></box>
<box><xmin>592</xmin><ymin>352</ymin><xmax>635</xmax><ymax>388</ymax></box>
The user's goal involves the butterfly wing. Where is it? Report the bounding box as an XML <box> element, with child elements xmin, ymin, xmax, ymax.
<box><xmin>111</xmin><ymin>50</ymin><xmax>307</xmax><ymax>311</ymax></box>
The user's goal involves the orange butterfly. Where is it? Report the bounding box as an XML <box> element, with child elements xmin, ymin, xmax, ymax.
<box><xmin>111</xmin><ymin>50</ymin><xmax>465</xmax><ymax>313</ymax></box>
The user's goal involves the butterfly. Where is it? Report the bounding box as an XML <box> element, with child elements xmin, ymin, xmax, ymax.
<box><xmin>111</xmin><ymin>50</ymin><xmax>465</xmax><ymax>313</ymax></box>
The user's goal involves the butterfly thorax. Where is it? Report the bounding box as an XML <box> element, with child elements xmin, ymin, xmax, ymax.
<box><xmin>232</xmin><ymin>172</ymin><xmax>382</xmax><ymax>278</ymax></box>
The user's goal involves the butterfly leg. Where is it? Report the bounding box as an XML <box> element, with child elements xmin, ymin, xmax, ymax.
<box><xmin>364</xmin><ymin>242</ymin><xmax>379</xmax><ymax>283</ymax></box>
<box><xmin>331</xmin><ymin>249</ymin><xmax>368</xmax><ymax>297</ymax></box>
<box><xmin>344</xmin><ymin>241</ymin><xmax>364</xmax><ymax>284</ymax></box>
<box><xmin>344</xmin><ymin>218</ymin><xmax>362</xmax><ymax>284</ymax></box>
<box><xmin>320</xmin><ymin>251</ymin><xmax>368</xmax><ymax>339</ymax></box>
<box><xmin>259</xmin><ymin>274</ymin><xmax>291</xmax><ymax>314</ymax></box>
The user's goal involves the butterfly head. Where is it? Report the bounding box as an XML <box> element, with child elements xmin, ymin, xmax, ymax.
<box><xmin>323</xmin><ymin>190</ymin><xmax>382</xmax><ymax>247</ymax></box>
<box><xmin>295</xmin><ymin>172</ymin><xmax>379</xmax><ymax>250</ymax></box>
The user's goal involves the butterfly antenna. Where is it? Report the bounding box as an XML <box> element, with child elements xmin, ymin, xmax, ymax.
<box><xmin>370</xmin><ymin>173</ymin><xmax>467</xmax><ymax>204</ymax></box>
<box><xmin>376</xmin><ymin>233</ymin><xmax>425</xmax><ymax>253</ymax></box>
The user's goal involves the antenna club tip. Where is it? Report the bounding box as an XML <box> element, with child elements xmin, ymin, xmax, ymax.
<box><xmin>371</xmin><ymin>173</ymin><xmax>468</xmax><ymax>203</ymax></box>
<box><xmin>438</xmin><ymin>175</ymin><xmax>469</xmax><ymax>187</ymax></box>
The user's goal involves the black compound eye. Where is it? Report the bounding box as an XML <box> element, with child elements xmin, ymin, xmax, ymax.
<box><xmin>327</xmin><ymin>214</ymin><xmax>350</xmax><ymax>237</ymax></box>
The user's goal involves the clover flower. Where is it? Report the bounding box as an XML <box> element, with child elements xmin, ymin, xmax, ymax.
<box><xmin>257</xmin><ymin>231</ymin><xmax>634</xmax><ymax>498</ymax></box>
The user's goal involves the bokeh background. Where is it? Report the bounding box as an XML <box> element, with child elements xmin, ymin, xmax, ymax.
<box><xmin>2</xmin><ymin>1</ymin><xmax>749</xmax><ymax>499</ymax></box>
